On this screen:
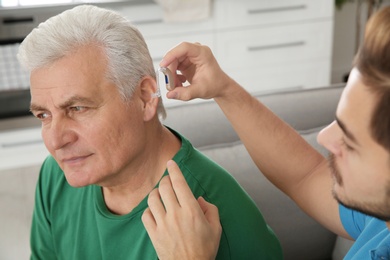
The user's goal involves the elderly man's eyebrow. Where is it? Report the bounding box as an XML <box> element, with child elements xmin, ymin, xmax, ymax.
<box><xmin>29</xmin><ymin>96</ymin><xmax>95</xmax><ymax>113</ymax></box>
<box><xmin>57</xmin><ymin>96</ymin><xmax>95</xmax><ymax>109</ymax></box>
<box><xmin>335</xmin><ymin>116</ymin><xmax>360</xmax><ymax>145</ymax></box>
<box><xmin>29</xmin><ymin>103</ymin><xmax>45</xmax><ymax>113</ymax></box>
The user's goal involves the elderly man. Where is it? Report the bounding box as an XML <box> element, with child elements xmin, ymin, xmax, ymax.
<box><xmin>18</xmin><ymin>5</ymin><xmax>282</xmax><ymax>259</ymax></box>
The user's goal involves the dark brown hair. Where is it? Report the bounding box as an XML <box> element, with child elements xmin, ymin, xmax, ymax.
<box><xmin>354</xmin><ymin>6</ymin><xmax>390</xmax><ymax>152</ymax></box>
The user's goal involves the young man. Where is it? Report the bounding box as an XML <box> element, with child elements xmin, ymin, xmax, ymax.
<box><xmin>143</xmin><ymin>6</ymin><xmax>390</xmax><ymax>260</ymax></box>
<box><xmin>18</xmin><ymin>5</ymin><xmax>282</xmax><ymax>259</ymax></box>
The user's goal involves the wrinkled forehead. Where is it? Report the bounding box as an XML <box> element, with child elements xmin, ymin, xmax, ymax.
<box><xmin>29</xmin><ymin>45</ymin><xmax>120</xmax><ymax>105</ymax></box>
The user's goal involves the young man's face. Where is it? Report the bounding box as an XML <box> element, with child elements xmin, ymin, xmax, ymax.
<box><xmin>30</xmin><ymin>45</ymin><xmax>148</xmax><ymax>188</ymax></box>
<box><xmin>317</xmin><ymin>68</ymin><xmax>390</xmax><ymax>221</ymax></box>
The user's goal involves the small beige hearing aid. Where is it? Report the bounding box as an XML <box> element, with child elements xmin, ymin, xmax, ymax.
<box><xmin>152</xmin><ymin>67</ymin><xmax>175</xmax><ymax>98</ymax></box>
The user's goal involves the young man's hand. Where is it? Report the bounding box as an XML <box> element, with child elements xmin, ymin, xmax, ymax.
<box><xmin>160</xmin><ymin>42</ymin><xmax>235</xmax><ymax>101</ymax></box>
<box><xmin>142</xmin><ymin>160</ymin><xmax>221</xmax><ymax>260</ymax></box>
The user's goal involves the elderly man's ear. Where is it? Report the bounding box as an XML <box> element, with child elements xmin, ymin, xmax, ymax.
<box><xmin>139</xmin><ymin>76</ymin><xmax>160</xmax><ymax>121</ymax></box>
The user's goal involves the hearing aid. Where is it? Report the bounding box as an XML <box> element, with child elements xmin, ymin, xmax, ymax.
<box><xmin>152</xmin><ymin>67</ymin><xmax>175</xmax><ymax>98</ymax></box>
<box><xmin>157</xmin><ymin>67</ymin><xmax>175</xmax><ymax>91</ymax></box>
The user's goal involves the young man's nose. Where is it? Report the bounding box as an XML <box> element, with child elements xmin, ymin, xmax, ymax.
<box><xmin>317</xmin><ymin>121</ymin><xmax>342</xmax><ymax>156</ymax></box>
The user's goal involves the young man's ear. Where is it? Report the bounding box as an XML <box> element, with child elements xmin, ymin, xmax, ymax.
<box><xmin>139</xmin><ymin>76</ymin><xmax>159</xmax><ymax>121</ymax></box>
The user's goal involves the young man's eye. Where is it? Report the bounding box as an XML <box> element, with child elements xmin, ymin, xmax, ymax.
<box><xmin>341</xmin><ymin>139</ymin><xmax>354</xmax><ymax>151</ymax></box>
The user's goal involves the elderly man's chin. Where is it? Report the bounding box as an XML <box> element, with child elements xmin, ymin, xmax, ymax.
<box><xmin>60</xmin><ymin>163</ymin><xmax>98</xmax><ymax>188</ymax></box>
<box><xmin>62</xmin><ymin>170</ymin><xmax>92</xmax><ymax>187</ymax></box>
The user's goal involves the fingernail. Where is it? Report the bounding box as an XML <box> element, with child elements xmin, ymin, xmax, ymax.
<box><xmin>159</xmin><ymin>60</ymin><xmax>167</xmax><ymax>68</ymax></box>
<box><xmin>167</xmin><ymin>160</ymin><xmax>174</xmax><ymax>167</ymax></box>
<box><xmin>169</xmin><ymin>92</ymin><xmax>178</xmax><ymax>99</ymax></box>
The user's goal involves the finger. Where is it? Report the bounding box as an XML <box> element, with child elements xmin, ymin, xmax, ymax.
<box><xmin>198</xmin><ymin>197</ymin><xmax>222</xmax><ymax>235</ymax></box>
<box><xmin>141</xmin><ymin>207</ymin><xmax>157</xmax><ymax>233</ymax></box>
<box><xmin>166</xmin><ymin>85</ymin><xmax>197</xmax><ymax>101</ymax></box>
<box><xmin>158</xmin><ymin>175</ymin><xmax>181</xmax><ymax>213</ymax></box>
<box><xmin>160</xmin><ymin>42</ymin><xmax>202</xmax><ymax>68</ymax></box>
<box><xmin>141</xmin><ymin>208</ymin><xmax>162</xmax><ymax>252</ymax></box>
<box><xmin>197</xmin><ymin>196</ymin><xmax>208</xmax><ymax>213</ymax></box>
<box><xmin>166</xmin><ymin>56</ymin><xmax>193</xmax><ymax>88</ymax></box>
<box><xmin>177</xmin><ymin>74</ymin><xmax>187</xmax><ymax>84</ymax></box>
<box><xmin>198</xmin><ymin>197</ymin><xmax>220</xmax><ymax>222</ymax></box>
<box><xmin>166</xmin><ymin>160</ymin><xmax>198</xmax><ymax>208</ymax></box>
<box><xmin>173</xmin><ymin>74</ymin><xmax>184</xmax><ymax>88</ymax></box>
<box><xmin>176</xmin><ymin>56</ymin><xmax>194</xmax><ymax>73</ymax></box>
<box><xmin>147</xmin><ymin>188</ymin><xmax>166</xmax><ymax>225</ymax></box>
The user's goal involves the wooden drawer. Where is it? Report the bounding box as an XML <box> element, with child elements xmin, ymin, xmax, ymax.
<box><xmin>215</xmin><ymin>0</ymin><xmax>333</xmax><ymax>29</ymax></box>
<box><xmin>215</xmin><ymin>20</ymin><xmax>332</xmax><ymax>69</ymax></box>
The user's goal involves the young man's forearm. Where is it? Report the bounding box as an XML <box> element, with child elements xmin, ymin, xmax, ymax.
<box><xmin>214</xmin><ymin>80</ymin><xmax>326</xmax><ymax>197</ymax></box>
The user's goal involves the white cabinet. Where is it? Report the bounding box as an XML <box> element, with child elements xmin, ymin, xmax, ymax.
<box><xmin>216</xmin><ymin>20</ymin><xmax>333</xmax><ymax>93</ymax></box>
<box><xmin>214</xmin><ymin>0</ymin><xmax>333</xmax><ymax>29</ymax></box>
<box><xmin>0</xmin><ymin>126</ymin><xmax>47</xmax><ymax>171</ymax></box>
<box><xmin>214</xmin><ymin>0</ymin><xmax>333</xmax><ymax>94</ymax></box>
<box><xmin>110</xmin><ymin>3</ymin><xmax>214</xmax><ymax>37</ymax></box>
<box><xmin>109</xmin><ymin>0</ymin><xmax>334</xmax><ymax>104</ymax></box>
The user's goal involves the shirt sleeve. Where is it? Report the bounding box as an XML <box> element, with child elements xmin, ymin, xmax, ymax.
<box><xmin>179</xmin><ymin>156</ymin><xmax>283</xmax><ymax>260</ymax></box>
<box><xmin>339</xmin><ymin>204</ymin><xmax>367</xmax><ymax>240</ymax></box>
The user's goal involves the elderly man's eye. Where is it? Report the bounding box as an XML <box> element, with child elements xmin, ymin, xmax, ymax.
<box><xmin>70</xmin><ymin>106</ymin><xmax>86</xmax><ymax>112</ymax></box>
<box><xmin>35</xmin><ymin>112</ymin><xmax>49</xmax><ymax>120</ymax></box>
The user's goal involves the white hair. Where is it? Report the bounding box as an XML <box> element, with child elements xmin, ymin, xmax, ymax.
<box><xmin>18</xmin><ymin>4</ymin><xmax>165</xmax><ymax>118</ymax></box>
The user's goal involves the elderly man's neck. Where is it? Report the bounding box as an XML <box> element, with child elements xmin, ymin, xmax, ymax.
<box><xmin>101</xmin><ymin>124</ymin><xmax>181</xmax><ymax>215</ymax></box>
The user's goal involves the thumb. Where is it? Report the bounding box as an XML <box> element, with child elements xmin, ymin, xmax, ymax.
<box><xmin>197</xmin><ymin>197</ymin><xmax>221</xmax><ymax>228</ymax></box>
<box><xmin>166</xmin><ymin>84</ymin><xmax>200</xmax><ymax>101</ymax></box>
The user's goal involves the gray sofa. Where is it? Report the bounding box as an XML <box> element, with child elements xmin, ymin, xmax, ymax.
<box><xmin>0</xmin><ymin>84</ymin><xmax>354</xmax><ymax>259</ymax></box>
<box><xmin>162</xmin><ymin>84</ymin><xmax>354</xmax><ymax>260</ymax></box>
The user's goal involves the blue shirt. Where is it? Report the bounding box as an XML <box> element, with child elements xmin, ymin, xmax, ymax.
<box><xmin>340</xmin><ymin>204</ymin><xmax>390</xmax><ymax>259</ymax></box>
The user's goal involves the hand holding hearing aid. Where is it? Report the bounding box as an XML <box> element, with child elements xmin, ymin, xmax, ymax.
<box><xmin>159</xmin><ymin>42</ymin><xmax>232</xmax><ymax>101</ymax></box>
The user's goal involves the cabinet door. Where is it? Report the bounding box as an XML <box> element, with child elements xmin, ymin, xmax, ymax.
<box><xmin>215</xmin><ymin>20</ymin><xmax>332</xmax><ymax>93</ymax></box>
<box><xmin>0</xmin><ymin>127</ymin><xmax>47</xmax><ymax>171</ymax></box>
<box><xmin>146</xmin><ymin>33</ymin><xmax>214</xmax><ymax>66</ymax></box>
<box><xmin>223</xmin><ymin>60</ymin><xmax>331</xmax><ymax>94</ymax></box>
<box><xmin>216</xmin><ymin>20</ymin><xmax>332</xmax><ymax>68</ymax></box>
<box><xmin>215</xmin><ymin>0</ymin><xmax>333</xmax><ymax>29</ymax></box>
<box><xmin>108</xmin><ymin>3</ymin><xmax>214</xmax><ymax>38</ymax></box>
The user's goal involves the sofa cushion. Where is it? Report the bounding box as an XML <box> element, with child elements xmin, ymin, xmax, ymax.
<box><xmin>199</xmin><ymin>127</ymin><xmax>335</xmax><ymax>260</ymax></box>
<box><xmin>163</xmin><ymin>84</ymin><xmax>344</xmax><ymax>148</ymax></box>
<box><xmin>163</xmin><ymin>84</ymin><xmax>346</xmax><ymax>260</ymax></box>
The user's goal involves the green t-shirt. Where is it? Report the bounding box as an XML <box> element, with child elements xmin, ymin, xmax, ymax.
<box><xmin>31</xmin><ymin>130</ymin><xmax>282</xmax><ymax>259</ymax></box>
